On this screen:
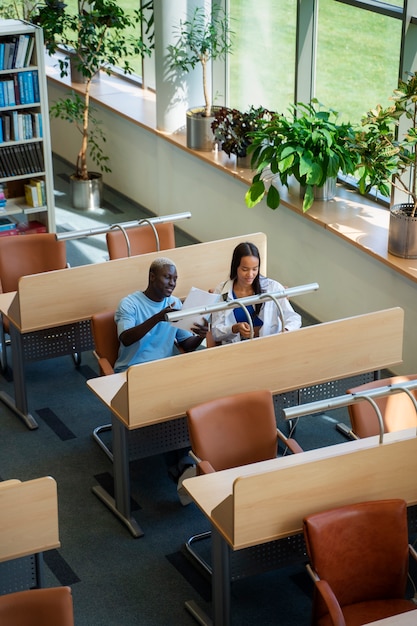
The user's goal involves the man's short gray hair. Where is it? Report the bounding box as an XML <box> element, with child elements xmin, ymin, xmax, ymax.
<box><xmin>149</xmin><ymin>257</ymin><xmax>176</xmax><ymax>274</ymax></box>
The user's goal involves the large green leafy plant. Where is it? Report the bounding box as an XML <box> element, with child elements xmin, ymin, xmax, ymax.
<box><xmin>32</xmin><ymin>0</ymin><xmax>152</xmax><ymax>181</ymax></box>
<box><xmin>352</xmin><ymin>71</ymin><xmax>417</xmax><ymax>217</ymax></box>
<box><xmin>245</xmin><ymin>101</ymin><xmax>357</xmax><ymax>212</ymax></box>
<box><xmin>167</xmin><ymin>5</ymin><xmax>234</xmax><ymax>118</ymax></box>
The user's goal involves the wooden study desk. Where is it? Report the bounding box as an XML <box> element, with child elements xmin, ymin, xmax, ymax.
<box><xmin>0</xmin><ymin>476</ymin><xmax>60</xmax><ymax>593</ymax></box>
<box><xmin>366</xmin><ymin>613</ymin><xmax>417</xmax><ymax>625</ymax></box>
<box><xmin>87</xmin><ymin>307</ymin><xmax>404</xmax><ymax>538</ymax></box>
<box><xmin>183</xmin><ymin>428</ymin><xmax>417</xmax><ymax>626</ymax></box>
<box><xmin>0</xmin><ymin>232</ymin><xmax>266</xmax><ymax>429</ymax></box>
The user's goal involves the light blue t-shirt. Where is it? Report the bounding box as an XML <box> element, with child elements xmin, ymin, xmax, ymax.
<box><xmin>113</xmin><ymin>291</ymin><xmax>193</xmax><ymax>372</ymax></box>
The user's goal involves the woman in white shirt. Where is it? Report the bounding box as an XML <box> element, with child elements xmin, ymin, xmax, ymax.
<box><xmin>211</xmin><ymin>242</ymin><xmax>301</xmax><ymax>344</ymax></box>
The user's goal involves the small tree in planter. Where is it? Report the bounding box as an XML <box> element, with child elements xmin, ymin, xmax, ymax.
<box><xmin>351</xmin><ymin>71</ymin><xmax>417</xmax><ymax>257</ymax></box>
<box><xmin>32</xmin><ymin>0</ymin><xmax>152</xmax><ymax>206</ymax></box>
<box><xmin>245</xmin><ymin>101</ymin><xmax>357</xmax><ymax>212</ymax></box>
<box><xmin>167</xmin><ymin>4</ymin><xmax>234</xmax><ymax>150</ymax></box>
<box><xmin>211</xmin><ymin>105</ymin><xmax>274</xmax><ymax>160</ymax></box>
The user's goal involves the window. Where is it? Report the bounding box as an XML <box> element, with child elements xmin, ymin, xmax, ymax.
<box><xmin>227</xmin><ymin>0</ymin><xmax>296</xmax><ymax>112</ymax></box>
<box><xmin>316</xmin><ymin>0</ymin><xmax>402</xmax><ymax>122</ymax></box>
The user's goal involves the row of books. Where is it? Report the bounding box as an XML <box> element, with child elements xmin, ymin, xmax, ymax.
<box><xmin>0</xmin><ymin>219</ymin><xmax>47</xmax><ymax>237</ymax></box>
<box><xmin>0</xmin><ymin>70</ymin><xmax>40</xmax><ymax>107</ymax></box>
<box><xmin>0</xmin><ymin>35</ymin><xmax>34</xmax><ymax>71</ymax></box>
<box><xmin>0</xmin><ymin>111</ymin><xmax>43</xmax><ymax>143</ymax></box>
<box><xmin>0</xmin><ymin>142</ymin><xmax>44</xmax><ymax>178</ymax></box>
<box><xmin>24</xmin><ymin>177</ymin><xmax>46</xmax><ymax>208</ymax></box>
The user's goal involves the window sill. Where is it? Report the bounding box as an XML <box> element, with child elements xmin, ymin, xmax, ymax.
<box><xmin>45</xmin><ymin>55</ymin><xmax>417</xmax><ymax>286</ymax></box>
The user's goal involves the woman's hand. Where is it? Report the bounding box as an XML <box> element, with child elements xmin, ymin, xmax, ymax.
<box><xmin>232</xmin><ymin>321</ymin><xmax>251</xmax><ymax>339</ymax></box>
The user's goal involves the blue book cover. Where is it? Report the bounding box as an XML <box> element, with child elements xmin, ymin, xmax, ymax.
<box><xmin>17</xmin><ymin>72</ymin><xmax>26</xmax><ymax>104</ymax></box>
<box><xmin>0</xmin><ymin>83</ymin><xmax>5</xmax><ymax>108</ymax></box>
<box><xmin>6</xmin><ymin>80</ymin><xmax>16</xmax><ymax>106</ymax></box>
<box><xmin>0</xmin><ymin>118</ymin><xmax>3</xmax><ymax>144</ymax></box>
<box><xmin>0</xmin><ymin>44</ymin><xmax>5</xmax><ymax>71</ymax></box>
<box><xmin>24</xmin><ymin>71</ymin><xmax>35</xmax><ymax>104</ymax></box>
<box><xmin>32</xmin><ymin>70</ymin><xmax>39</xmax><ymax>103</ymax></box>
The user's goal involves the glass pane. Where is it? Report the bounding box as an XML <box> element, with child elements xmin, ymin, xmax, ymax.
<box><xmin>316</xmin><ymin>0</ymin><xmax>402</xmax><ymax>122</ymax></box>
<box><xmin>228</xmin><ymin>0</ymin><xmax>296</xmax><ymax>112</ymax></box>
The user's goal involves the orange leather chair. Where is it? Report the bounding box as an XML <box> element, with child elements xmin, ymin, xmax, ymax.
<box><xmin>346</xmin><ymin>374</ymin><xmax>417</xmax><ymax>439</ymax></box>
<box><xmin>0</xmin><ymin>233</ymin><xmax>67</xmax><ymax>372</ymax></box>
<box><xmin>187</xmin><ymin>388</ymin><xmax>302</xmax><ymax>474</ymax></box>
<box><xmin>106</xmin><ymin>222</ymin><xmax>175</xmax><ymax>260</ymax></box>
<box><xmin>0</xmin><ymin>586</ymin><xmax>74</xmax><ymax>625</ymax></box>
<box><xmin>303</xmin><ymin>499</ymin><xmax>417</xmax><ymax>626</ymax></box>
<box><xmin>185</xmin><ymin>389</ymin><xmax>303</xmax><ymax>574</ymax></box>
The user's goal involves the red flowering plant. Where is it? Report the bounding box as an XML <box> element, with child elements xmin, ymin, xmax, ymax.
<box><xmin>211</xmin><ymin>105</ymin><xmax>274</xmax><ymax>158</ymax></box>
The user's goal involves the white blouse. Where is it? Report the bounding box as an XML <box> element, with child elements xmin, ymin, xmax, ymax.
<box><xmin>211</xmin><ymin>276</ymin><xmax>302</xmax><ymax>344</ymax></box>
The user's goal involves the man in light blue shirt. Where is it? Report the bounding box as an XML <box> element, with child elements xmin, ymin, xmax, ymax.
<box><xmin>114</xmin><ymin>257</ymin><xmax>207</xmax><ymax>373</ymax></box>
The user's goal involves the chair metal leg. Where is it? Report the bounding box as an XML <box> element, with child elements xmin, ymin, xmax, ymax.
<box><xmin>92</xmin><ymin>424</ymin><xmax>113</xmax><ymax>461</ymax></box>
<box><xmin>184</xmin><ymin>530</ymin><xmax>212</xmax><ymax>577</ymax></box>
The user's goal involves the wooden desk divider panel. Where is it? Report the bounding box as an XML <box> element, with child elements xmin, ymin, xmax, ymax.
<box><xmin>103</xmin><ymin>307</ymin><xmax>404</xmax><ymax>429</ymax></box>
<box><xmin>5</xmin><ymin>233</ymin><xmax>267</xmax><ymax>332</ymax></box>
<box><xmin>0</xmin><ymin>476</ymin><xmax>60</xmax><ymax>562</ymax></box>
<box><xmin>205</xmin><ymin>428</ymin><xmax>417</xmax><ymax>550</ymax></box>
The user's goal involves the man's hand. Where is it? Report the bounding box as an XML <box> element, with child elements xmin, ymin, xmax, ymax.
<box><xmin>190</xmin><ymin>319</ymin><xmax>209</xmax><ymax>338</ymax></box>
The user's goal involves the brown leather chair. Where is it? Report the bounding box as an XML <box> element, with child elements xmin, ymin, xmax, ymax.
<box><xmin>106</xmin><ymin>222</ymin><xmax>175</xmax><ymax>260</ymax></box>
<box><xmin>0</xmin><ymin>586</ymin><xmax>74</xmax><ymax>625</ymax></box>
<box><xmin>0</xmin><ymin>233</ymin><xmax>67</xmax><ymax>371</ymax></box>
<box><xmin>303</xmin><ymin>499</ymin><xmax>417</xmax><ymax>626</ymax></box>
<box><xmin>91</xmin><ymin>309</ymin><xmax>119</xmax><ymax>377</ymax></box>
<box><xmin>187</xmin><ymin>388</ymin><xmax>303</xmax><ymax>474</ymax></box>
<box><xmin>185</xmin><ymin>389</ymin><xmax>303</xmax><ymax>574</ymax></box>
<box><xmin>346</xmin><ymin>374</ymin><xmax>417</xmax><ymax>439</ymax></box>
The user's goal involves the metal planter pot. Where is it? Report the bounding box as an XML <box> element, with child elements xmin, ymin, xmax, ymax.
<box><xmin>388</xmin><ymin>203</ymin><xmax>417</xmax><ymax>259</ymax></box>
<box><xmin>300</xmin><ymin>177</ymin><xmax>337</xmax><ymax>201</ymax></box>
<box><xmin>70</xmin><ymin>173</ymin><xmax>103</xmax><ymax>210</ymax></box>
<box><xmin>186</xmin><ymin>107</ymin><xmax>219</xmax><ymax>152</ymax></box>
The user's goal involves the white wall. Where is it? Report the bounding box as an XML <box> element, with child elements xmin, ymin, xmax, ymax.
<box><xmin>48</xmin><ymin>81</ymin><xmax>417</xmax><ymax>375</ymax></box>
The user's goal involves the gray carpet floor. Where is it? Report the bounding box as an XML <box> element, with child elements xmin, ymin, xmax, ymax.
<box><xmin>0</xmin><ymin>155</ymin><xmax>370</xmax><ymax>625</ymax></box>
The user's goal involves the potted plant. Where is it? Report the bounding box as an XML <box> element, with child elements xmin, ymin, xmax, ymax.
<box><xmin>32</xmin><ymin>0</ymin><xmax>152</xmax><ymax>209</ymax></box>
<box><xmin>167</xmin><ymin>5</ymin><xmax>234</xmax><ymax>152</ymax></box>
<box><xmin>351</xmin><ymin>71</ymin><xmax>417</xmax><ymax>258</ymax></box>
<box><xmin>245</xmin><ymin>100</ymin><xmax>358</xmax><ymax>213</ymax></box>
<box><xmin>211</xmin><ymin>105</ymin><xmax>274</xmax><ymax>166</ymax></box>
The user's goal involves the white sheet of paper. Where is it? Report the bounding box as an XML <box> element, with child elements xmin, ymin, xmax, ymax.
<box><xmin>171</xmin><ymin>286</ymin><xmax>221</xmax><ymax>331</ymax></box>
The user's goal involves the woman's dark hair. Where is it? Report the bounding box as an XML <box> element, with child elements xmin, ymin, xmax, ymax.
<box><xmin>230</xmin><ymin>242</ymin><xmax>263</xmax><ymax>313</ymax></box>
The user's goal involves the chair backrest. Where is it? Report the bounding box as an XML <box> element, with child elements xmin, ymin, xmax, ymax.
<box><xmin>0</xmin><ymin>233</ymin><xmax>67</xmax><ymax>293</ymax></box>
<box><xmin>91</xmin><ymin>310</ymin><xmax>119</xmax><ymax>375</ymax></box>
<box><xmin>0</xmin><ymin>587</ymin><xmax>74</xmax><ymax>626</ymax></box>
<box><xmin>303</xmin><ymin>499</ymin><xmax>409</xmax><ymax>618</ymax></box>
<box><xmin>186</xmin><ymin>389</ymin><xmax>278</xmax><ymax>471</ymax></box>
<box><xmin>106</xmin><ymin>222</ymin><xmax>175</xmax><ymax>260</ymax></box>
<box><xmin>347</xmin><ymin>374</ymin><xmax>417</xmax><ymax>438</ymax></box>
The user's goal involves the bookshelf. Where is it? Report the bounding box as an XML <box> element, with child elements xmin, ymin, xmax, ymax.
<box><xmin>0</xmin><ymin>19</ymin><xmax>55</xmax><ymax>233</ymax></box>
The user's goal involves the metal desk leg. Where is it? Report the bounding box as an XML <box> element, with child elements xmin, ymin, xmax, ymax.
<box><xmin>0</xmin><ymin>322</ymin><xmax>38</xmax><ymax>429</ymax></box>
<box><xmin>185</xmin><ymin>526</ymin><xmax>230</xmax><ymax>626</ymax></box>
<box><xmin>92</xmin><ymin>416</ymin><xmax>144</xmax><ymax>538</ymax></box>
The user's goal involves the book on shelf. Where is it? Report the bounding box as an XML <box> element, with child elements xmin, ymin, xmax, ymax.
<box><xmin>32</xmin><ymin>70</ymin><xmax>39</xmax><ymax>102</ymax></box>
<box><xmin>24</xmin><ymin>182</ymin><xmax>39</xmax><ymax>207</ymax></box>
<box><xmin>0</xmin><ymin>43</ymin><xmax>5</xmax><ymax>71</ymax></box>
<box><xmin>1</xmin><ymin>114</ymin><xmax>10</xmax><ymax>141</ymax></box>
<box><xmin>23</xmin><ymin>37</ymin><xmax>34</xmax><ymax>68</ymax></box>
<box><xmin>12</xmin><ymin>74</ymin><xmax>21</xmax><ymax>105</ymax></box>
<box><xmin>0</xmin><ymin>228</ymin><xmax>19</xmax><ymax>237</ymax></box>
<box><xmin>0</xmin><ymin>215</ymin><xmax>17</xmax><ymax>232</ymax></box>
<box><xmin>14</xmin><ymin>34</ymin><xmax>30</xmax><ymax>69</ymax></box>
<box><xmin>17</xmin><ymin>220</ymin><xmax>47</xmax><ymax>235</ymax></box>
<box><xmin>30</xmin><ymin>177</ymin><xmax>46</xmax><ymax>205</ymax></box>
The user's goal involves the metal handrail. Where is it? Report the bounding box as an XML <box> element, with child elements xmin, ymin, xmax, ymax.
<box><xmin>55</xmin><ymin>211</ymin><xmax>191</xmax><ymax>241</ymax></box>
<box><xmin>282</xmin><ymin>380</ymin><xmax>417</xmax><ymax>444</ymax></box>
